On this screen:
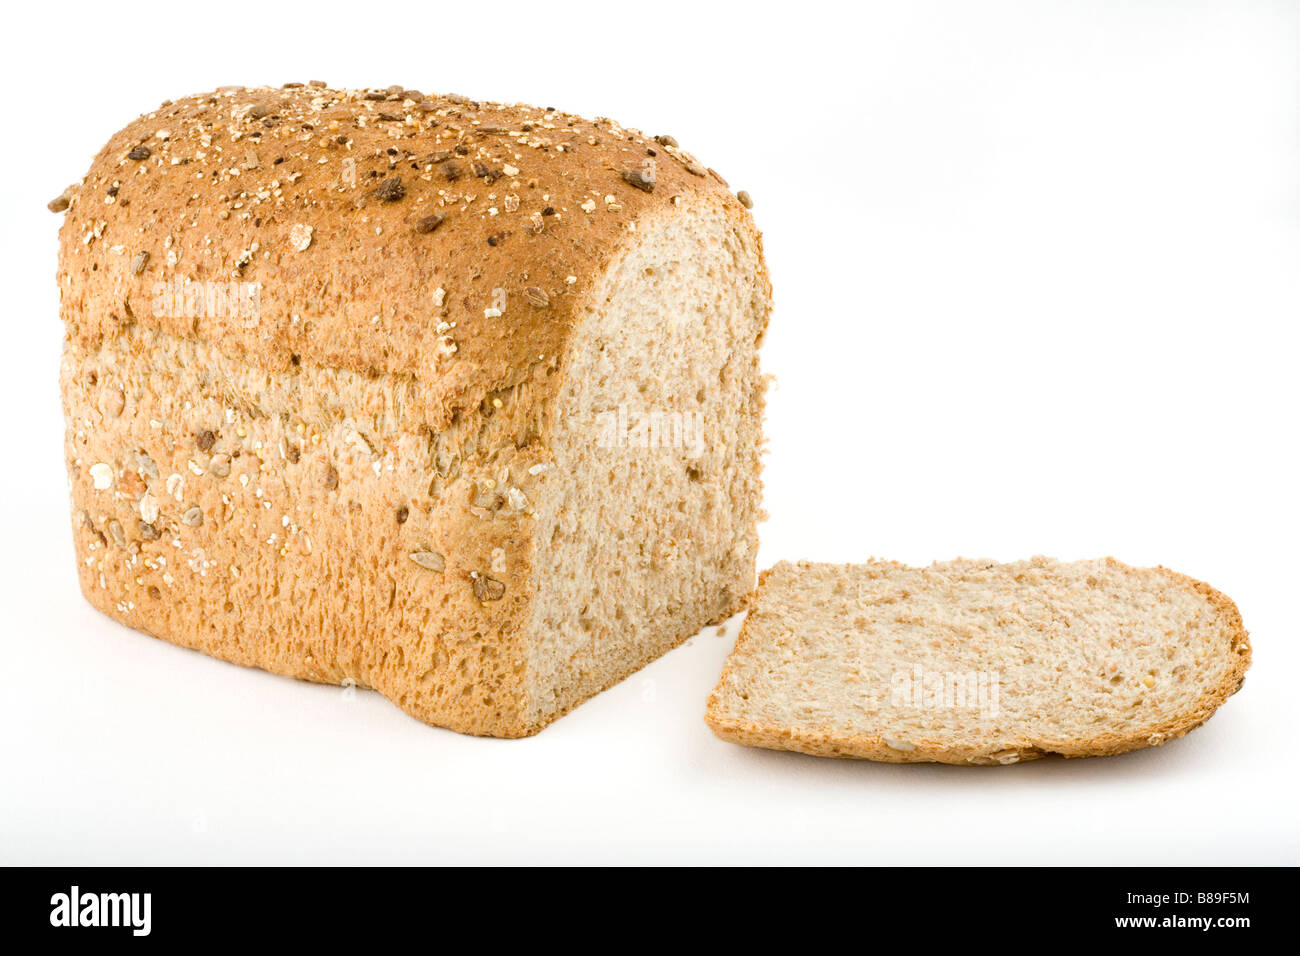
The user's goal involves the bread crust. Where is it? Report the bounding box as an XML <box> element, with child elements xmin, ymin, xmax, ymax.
<box><xmin>56</xmin><ymin>85</ymin><xmax>743</xmax><ymax>433</ymax></box>
<box><xmin>57</xmin><ymin>85</ymin><xmax>764</xmax><ymax>737</ymax></box>
<box><xmin>704</xmin><ymin>558</ymin><xmax>1251</xmax><ymax>764</ymax></box>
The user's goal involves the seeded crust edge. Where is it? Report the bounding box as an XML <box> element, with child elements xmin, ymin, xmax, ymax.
<box><xmin>703</xmin><ymin>557</ymin><xmax>1252</xmax><ymax>765</ymax></box>
<box><xmin>54</xmin><ymin>84</ymin><xmax>747</xmax><ymax>435</ymax></box>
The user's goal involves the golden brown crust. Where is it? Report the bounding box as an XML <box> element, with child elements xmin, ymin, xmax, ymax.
<box><xmin>56</xmin><ymin>84</ymin><xmax>741</xmax><ymax>432</ymax></box>
<box><xmin>57</xmin><ymin>85</ymin><xmax>762</xmax><ymax>738</ymax></box>
<box><xmin>704</xmin><ymin>557</ymin><xmax>1252</xmax><ymax>764</ymax></box>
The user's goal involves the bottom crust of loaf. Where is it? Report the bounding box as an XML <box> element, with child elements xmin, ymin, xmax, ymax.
<box><xmin>75</xmin><ymin>561</ymin><xmax>749</xmax><ymax>738</ymax></box>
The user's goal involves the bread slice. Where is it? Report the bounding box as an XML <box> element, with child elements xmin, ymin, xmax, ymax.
<box><xmin>55</xmin><ymin>85</ymin><xmax>770</xmax><ymax>737</ymax></box>
<box><xmin>706</xmin><ymin>558</ymin><xmax>1250</xmax><ymax>763</ymax></box>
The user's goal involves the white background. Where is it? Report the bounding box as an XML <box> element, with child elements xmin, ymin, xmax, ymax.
<box><xmin>2</xmin><ymin>0</ymin><xmax>1296</xmax><ymax>864</ymax></box>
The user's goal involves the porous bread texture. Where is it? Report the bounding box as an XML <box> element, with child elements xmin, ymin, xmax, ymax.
<box><xmin>706</xmin><ymin>558</ymin><xmax>1250</xmax><ymax>764</ymax></box>
<box><xmin>525</xmin><ymin>203</ymin><xmax>767</xmax><ymax>725</ymax></box>
<box><xmin>56</xmin><ymin>85</ymin><xmax>770</xmax><ymax>736</ymax></box>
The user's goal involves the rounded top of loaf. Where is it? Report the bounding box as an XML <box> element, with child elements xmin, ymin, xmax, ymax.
<box><xmin>56</xmin><ymin>83</ymin><xmax>753</xmax><ymax>430</ymax></box>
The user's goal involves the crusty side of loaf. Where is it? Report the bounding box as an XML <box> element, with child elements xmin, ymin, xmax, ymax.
<box><xmin>705</xmin><ymin>558</ymin><xmax>1251</xmax><ymax>763</ymax></box>
<box><xmin>57</xmin><ymin>85</ymin><xmax>769</xmax><ymax>736</ymax></box>
<box><xmin>63</xmin><ymin>325</ymin><xmax>554</xmax><ymax>735</ymax></box>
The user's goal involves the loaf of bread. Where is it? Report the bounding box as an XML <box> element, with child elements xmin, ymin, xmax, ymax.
<box><xmin>706</xmin><ymin>558</ymin><xmax>1250</xmax><ymax>763</ymax></box>
<box><xmin>55</xmin><ymin>84</ymin><xmax>771</xmax><ymax>736</ymax></box>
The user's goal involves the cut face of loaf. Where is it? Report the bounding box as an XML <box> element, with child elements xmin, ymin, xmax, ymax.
<box><xmin>56</xmin><ymin>86</ymin><xmax>770</xmax><ymax>736</ymax></box>
<box><xmin>706</xmin><ymin>558</ymin><xmax>1250</xmax><ymax>763</ymax></box>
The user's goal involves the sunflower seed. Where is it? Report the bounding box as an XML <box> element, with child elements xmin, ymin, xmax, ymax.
<box><xmin>414</xmin><ymin>213</ymin><xmax>444</xmax><ymax>234</ymax></box>
<box><xmin>410</xmin><ymin>550</ymin><xmax>445</xmax><ymax>572</ymax></box>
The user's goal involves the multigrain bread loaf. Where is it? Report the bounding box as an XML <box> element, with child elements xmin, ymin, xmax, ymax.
<box><xmin>706</xmin><ymin>558</ymin><xmax>1250</xmax><ymax>764</ymax></box>
<box><xmin>54</xmin><ymin>84</ymin><xmax>771</xmax><ymax>737</ymax></box>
